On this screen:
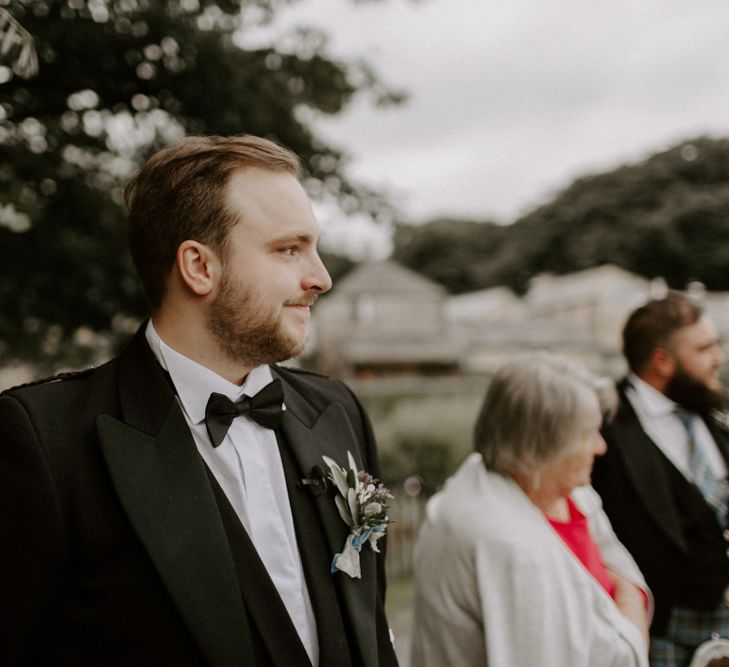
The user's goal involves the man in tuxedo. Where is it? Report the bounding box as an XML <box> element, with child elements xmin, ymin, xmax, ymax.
<box><xmin>0</xmin><ymin>135</ymin><xmax>398</xmax><ymax>666</ymax></box>
<box><xmin>592</xmin><ymin>291</ymin><xmax>729</xmax><ymax>666</ymax></box>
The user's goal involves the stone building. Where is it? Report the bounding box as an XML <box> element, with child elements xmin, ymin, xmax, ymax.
<box><xmin>309</xmin><ymin>260</ymin><xmax>462</xmax><ymax>378</ymax></box>
<box><xmin>306</xmin><ymin>261</ymin><xmax>729</xmax><ymax>380</ymax></box>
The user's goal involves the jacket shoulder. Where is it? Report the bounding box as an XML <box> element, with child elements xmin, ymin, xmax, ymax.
<box><xmin>272</xmin><ymin>364</ymin><xmax>368</xmax><ymax>430</ymax></box>
<box><xmin>1</xmin><ymin>368</ymin><xmax>96</xmax><ymax>394</ymax></box>
<box><xmin>0</xmin><ymin>359</ymin><xmax>117</xmax><ymax>406</ymax></box>
<box><xmin>273</xmin><ymin>364</ymin><xmax>352</xmax><ymax>397</ymax></box>
<box><xmin>272</xmin><ymin>364</ymin><xmax>332</xmax><ymax>382</ymax></box>
<box><xmin>602</xmin><ymin>388</ymin><xmax>638</xmax><ymax>436</ymax></box>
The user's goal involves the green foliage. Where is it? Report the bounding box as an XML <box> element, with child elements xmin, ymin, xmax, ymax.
<box><xmin>0</xmin><ymin>7</ymin><xmax>38</xmax><ymax>76</ymax></box>
<box><xmin>379</xmin><ymin>436</ymin><xmax>456</xmax><ymax>497</ymax></box>
<box><xmin>394</xmin><ymin>137</ymin><xmax>729</xmax><ymax>295</ymax></box>
<box><xmin>0</xmin><ymin>0</ymin><xmax>401</xmax><ymax>363</ymax></box>
<box><xmin>367</xmin><ymin>392</ymin><xmax>481</xmax><ymax>495</ymax></box>
<box><xmin>505</xmin><ymin>137</ymin><xmax>729</xmax><ymax>292</ymax></box>
<box><xmin>393</xmin><ymin>217</ymin><xmax>507</xmax><ymax>294</ymax></box>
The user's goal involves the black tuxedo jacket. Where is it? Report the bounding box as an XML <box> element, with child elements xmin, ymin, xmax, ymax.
<box><xmin>592</xmin><ymin>380</ymin><xmax>729</xmax><ymax>634</ymax></box>
<box><xmin>0</xmin><ymin>327</ymin><xmax>398</xmax><ymax>666</ymax></box>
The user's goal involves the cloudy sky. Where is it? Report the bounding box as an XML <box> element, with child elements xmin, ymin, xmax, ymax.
<box><xmin>264</xmin><ymin>0</ymin><xmax>729</xmax><ymax>255</ymax></box>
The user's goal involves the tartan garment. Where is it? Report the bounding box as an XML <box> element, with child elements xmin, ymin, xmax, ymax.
<box><xmin>650</xmin><ymin>413</ymin><xmax>729</xmax><ymax>666</ymax></box>
<box><xmin>649</xmin><ymin>604</ymin><xmax>729</xmax><ymax>667</ymax></box>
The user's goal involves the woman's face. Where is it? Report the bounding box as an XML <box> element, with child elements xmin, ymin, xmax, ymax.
<box><xmin>539</xmin><ymin>397</ymin><xmax>607</xmax><ymax>498</ymax></box>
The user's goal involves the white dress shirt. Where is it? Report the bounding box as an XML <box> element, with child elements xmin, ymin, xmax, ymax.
<box><xmin>625</xmin><ymin>373</ymin><xmax>727</xmax><ymax>482</ymax></box>
<box><xmin>145</xmin><ymin>322</ymin><xmax>318</xmax><ymax>665</ymax></box>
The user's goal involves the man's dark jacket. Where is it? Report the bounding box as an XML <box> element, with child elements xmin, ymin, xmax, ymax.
<box><xmin>0</xmin><ymin>327</ymin><xmax>398</xmax><ymax>666</ymax></box>
<box><xmin>592</xmin><ymin>380</ymin><xmax>729</xmax><ymax>634</ymax></box>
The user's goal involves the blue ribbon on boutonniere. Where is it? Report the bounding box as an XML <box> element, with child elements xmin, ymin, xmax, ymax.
<box><xmin>322</xmin><ymin>451</ymin><xmax>393</xmax><ymax>579</ymax></box>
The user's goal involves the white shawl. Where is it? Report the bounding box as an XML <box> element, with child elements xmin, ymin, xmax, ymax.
<box><xmin>411</xmin><ymin>453</ymin><xmax>651</xmax><ymax>667</ymax></box>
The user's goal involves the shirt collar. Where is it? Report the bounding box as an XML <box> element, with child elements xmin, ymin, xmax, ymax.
<box><xmin>145</xmin><ymin>320</ymin><xmax>273</xmax><ymax>426</ymax></box>
<box><xmin>626</xmin><ymin>372</ymin><xmax>678</xmax><ymax>418</ymax></box>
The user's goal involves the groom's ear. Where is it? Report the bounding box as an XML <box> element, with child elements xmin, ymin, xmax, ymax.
<box><xmin>175</xmin><ymin>240</ymin><xmax>219</xmax><ymax>297</ymax></box>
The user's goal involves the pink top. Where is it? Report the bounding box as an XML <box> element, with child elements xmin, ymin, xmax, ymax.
<box><xmin>547</xmin><ymin>497</ymin><xmax>617</xmax><ymax>599</ymax></box>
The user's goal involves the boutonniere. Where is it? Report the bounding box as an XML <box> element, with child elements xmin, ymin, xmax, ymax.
<box><xmin>322</xmin><ymin>451</ymin><xmax>393</xmax><ymax>579</ymax></box>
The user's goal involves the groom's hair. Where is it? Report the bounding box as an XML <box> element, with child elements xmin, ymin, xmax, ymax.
<box><xmin>124</xmin><ymin>134</ymin><xmax>301</xmax><ymax>311</ymax></box>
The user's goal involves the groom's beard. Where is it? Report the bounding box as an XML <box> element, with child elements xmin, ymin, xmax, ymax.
<box><xmin>664</xmin><ymin>364</ymin><xmax>728</xmax><ymax>414</ymax></box>
<box><xmin>208</xmin><ymin>271</ymin><xmax>306</xmax><ymax>368</ymax></box>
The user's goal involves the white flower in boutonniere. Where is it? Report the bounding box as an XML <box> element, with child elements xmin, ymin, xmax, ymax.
<box><xmin>322</xmin><ymin>451</ymin><xmax>393</xmax><ymax>579</ymax></box>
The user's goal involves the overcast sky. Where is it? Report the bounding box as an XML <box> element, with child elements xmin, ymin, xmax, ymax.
<box><xmin>262</xmin><ymin>0</ymin><xmax>729</xmax><ymax>256</ymax></box>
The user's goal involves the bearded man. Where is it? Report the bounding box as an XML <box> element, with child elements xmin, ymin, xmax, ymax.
<box><xmin>592</xmin><ymin>291</ymin><xmax>729</xmax><ymax>667</ymax></box>
<box><xmin>0</xmin><ymin>135</ymin><xmax>398</xmax><ymax>667</ymax></box>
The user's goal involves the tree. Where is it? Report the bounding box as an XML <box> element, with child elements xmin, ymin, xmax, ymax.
<box><xmin>506</xmin><ymin>136</ymin><xmax>729</xmax><ymax>292</ymax></box>
<box><xmin>0</xmin><ymin>0</ymin><xmax>402</xmax><ymax>365</ymax></box>
<box><xmin>392</xmin><ymin>217</ymin><xmax>506</xmax><ymax>294</ymax></box>
<box><xmin>0</xmin><ymin>7</ymin><xmax>37</xmax><ymax>76</ymax></box>
<box><xmin>394</xmin><ymin>137</ymin><xmax>729</xmax><ymax>295</ymax></box>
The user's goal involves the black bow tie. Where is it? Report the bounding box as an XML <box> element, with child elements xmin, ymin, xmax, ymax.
<box><xmin>204</xmin><ymin>378</ymin><xmax>285</xmax><ymax>447</ymax></box>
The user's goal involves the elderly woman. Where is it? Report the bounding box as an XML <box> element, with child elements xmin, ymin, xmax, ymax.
<box><xmin>411</xmin><ymin>352</ymin><xmax>652</xmax><ymax>666</ymax></box>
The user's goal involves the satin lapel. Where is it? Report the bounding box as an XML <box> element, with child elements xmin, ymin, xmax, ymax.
<box><xmin>273</xmin><ymin>369</ymin><xmax>379</xmax><ymax>667</ymax></box>
<box><xmin>97</xmin><ymin>328</ymin><xmax>252</xmax><ymax>666</ymax></box>
<box><xmin>610</xmin><ymin>395</ymin><xmax>688</xmax><ymax>553</ymax></box>
<box><xmin>276</xmin><ymin>436</ymin><xmax>352</xmax><ymax>666</ymax></box>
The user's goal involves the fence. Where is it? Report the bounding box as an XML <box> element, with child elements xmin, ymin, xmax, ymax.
<box><xmin>386</xmin><ymin>493</ymin><xmax>427</xmax><ymax>580</ymax></box>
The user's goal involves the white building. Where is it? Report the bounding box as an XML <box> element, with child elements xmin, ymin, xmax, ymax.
<box><xmin>308</xmin><ymin>261</ymin><xmax>729</xmax><ymax>379</ymax></box>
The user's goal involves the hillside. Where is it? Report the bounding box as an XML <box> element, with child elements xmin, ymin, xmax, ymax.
<box><xmin>394</xmin><ymin>136</ymin><xmax>729</xmax><ymax>293</ymax></box>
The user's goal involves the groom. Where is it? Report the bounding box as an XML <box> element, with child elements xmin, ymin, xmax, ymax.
<box><xmin>0</xmin><ymin>135</ymin><xmax>398</xmax><ymax>666</ymax></box>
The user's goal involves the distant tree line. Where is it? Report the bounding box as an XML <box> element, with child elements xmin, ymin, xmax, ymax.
<box><xmin>393</xmin><ymin>136</ymin><xmax>729</xmax><ymax>294</ymax></box>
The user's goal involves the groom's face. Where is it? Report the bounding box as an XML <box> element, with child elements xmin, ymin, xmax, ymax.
<box><xmin>207</xmin><ymin>167</ymin><xmax>332</xmax><ymax>367</ymax></box>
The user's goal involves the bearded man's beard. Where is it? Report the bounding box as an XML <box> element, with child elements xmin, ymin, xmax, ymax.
<box><xmin>664</xmin><ymin>364</ymin><xmax>728</xmax><ymax>414</ymax></box>
<box><xmin>208</xmin><ymin>273</ymin><xmax>306</xmax><ymax>368</ymax></box>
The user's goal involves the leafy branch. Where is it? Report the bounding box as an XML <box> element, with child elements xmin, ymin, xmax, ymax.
<box><xmin>0</xmin><ymin>8</ymin><xmax>37</xmax><ymax>78</ymax></box>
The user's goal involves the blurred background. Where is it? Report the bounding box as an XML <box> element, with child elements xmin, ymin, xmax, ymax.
<box><xmin>3</xmin><ymin>1</ymin><xmax>729</xmax><ymax>661</ymax></box>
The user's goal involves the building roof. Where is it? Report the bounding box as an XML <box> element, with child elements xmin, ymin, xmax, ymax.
<box><xmin>526</xmin><ymin>264</ymin><xmax>651</xmax><ymax>310</ymax></box>
<box><xmin>332</xmin><ymin>260</ymin><xmax>446</xmax><ymax>296</ymax></box>
<box><xmin>445</xmin><ymin>286</ymin><xmax>523</xmax><ymax>323</ymax></box>
<box><xmin>341</xmin><ymin>336</ymin><xmax>462</xmax><ymax>363</ymax></box>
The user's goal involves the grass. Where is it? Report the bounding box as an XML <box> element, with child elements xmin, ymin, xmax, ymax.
<box><xmin>386</xmin><ymin>575</ymin><xmax>415</xmax><ymax>665</ymax></box>
<box><xmin>386</xmin><ymin>575</ymin><xmax>415</xmax><ymax>616</ymax></box>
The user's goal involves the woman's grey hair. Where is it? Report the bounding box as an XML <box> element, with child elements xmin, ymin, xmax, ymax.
<box><xmin>474</xmin><ymin>351</ymin><xmax>616</xmax><ymax>479</ymax></box>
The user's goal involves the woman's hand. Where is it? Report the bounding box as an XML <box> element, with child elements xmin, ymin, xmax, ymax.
<box><xmin>609</xmin><ymin>569</ymin><xmax>650</xmax><ymax>648</ymax></box>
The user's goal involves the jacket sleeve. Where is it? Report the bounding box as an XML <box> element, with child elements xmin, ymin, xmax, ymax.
<box><xmin>0</xmin><ymin>394</ymin><xmax>67</xmax><ymax>665</ymax></box>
